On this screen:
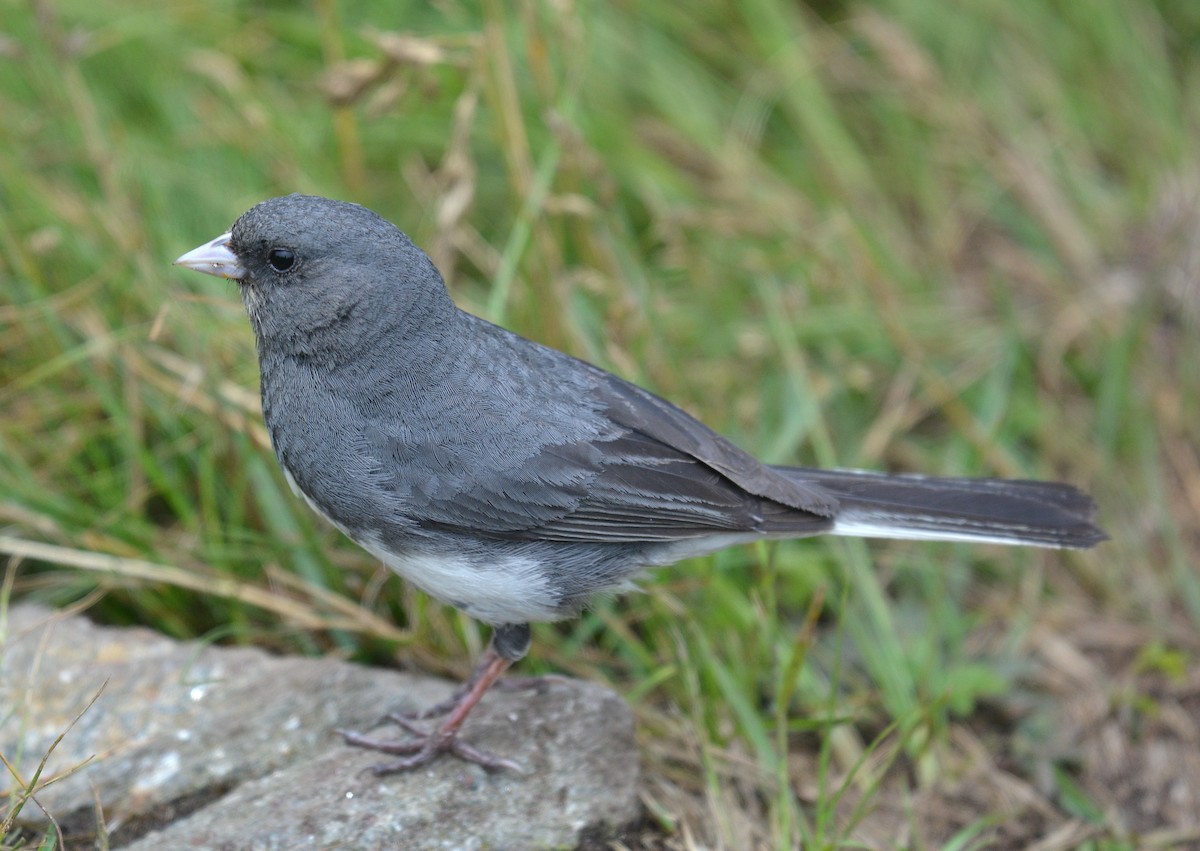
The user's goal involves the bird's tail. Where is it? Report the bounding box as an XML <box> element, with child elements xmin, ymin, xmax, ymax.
<box><xmin>773</xmin><ymin>467</ymin><xmax>1106</xmax><ymax>549</ymax></box>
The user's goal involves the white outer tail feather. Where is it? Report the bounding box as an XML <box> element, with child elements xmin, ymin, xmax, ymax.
<box><xmin>831</xmin><ymin>513</ymin><xmax>1072</xmax><ymax>548</ymax></box>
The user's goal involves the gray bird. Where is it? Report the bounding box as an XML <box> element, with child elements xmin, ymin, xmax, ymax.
<box><xmin>175</xmin><ymin>194</ymin><xmax>1105</xmax><ymax>773</ymax></box>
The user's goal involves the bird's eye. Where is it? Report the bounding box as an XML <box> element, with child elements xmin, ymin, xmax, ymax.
<box><xmin>267</xmin><ymin>248</ymin><xmax>296</xmax><ymax>273</ymax></box>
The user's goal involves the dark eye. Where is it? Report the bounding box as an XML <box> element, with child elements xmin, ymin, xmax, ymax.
<box><xmin>267</xmin><ymin>248</ymin><xmax>296</xmax><ymax>273</ymax></box>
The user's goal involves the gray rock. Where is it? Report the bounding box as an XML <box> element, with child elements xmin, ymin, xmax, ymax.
<box><xmin>1</xmin><ymin>603</ymin><xmax>640</xmax><ymax>849</ymax></box>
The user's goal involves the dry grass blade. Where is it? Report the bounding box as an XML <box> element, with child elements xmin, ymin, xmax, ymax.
<box><xmin>0</xmin><ymin>538</ymin><xmax>405</xmax><ymax>641</ymax></box>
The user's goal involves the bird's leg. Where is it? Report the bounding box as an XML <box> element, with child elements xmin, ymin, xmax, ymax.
<box><xmin>338</xmin><ymin>623</ymin><xmax>531</xmax><ymax>774</ymax></box>
<box><xmin>393</xmin><ymin>665</ymin><xmax>545</xmax><ymax>722</ymax></box>
<box><xmin>386</xmin><ymin>622</ymin><xmax>548</xmax><ymax>722</ymax></box>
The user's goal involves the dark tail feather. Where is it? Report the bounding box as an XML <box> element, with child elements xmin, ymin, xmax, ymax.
<box><xmin>774</xmin><ymin>467</ymin><xmax>1106</xmax><ymax>549</ymax></box>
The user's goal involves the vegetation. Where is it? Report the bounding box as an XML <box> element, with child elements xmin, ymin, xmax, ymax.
<box><xmin>2</xmin><ymin>0</ymin><xmax>1197</xmax><ymax>847</ymax></box>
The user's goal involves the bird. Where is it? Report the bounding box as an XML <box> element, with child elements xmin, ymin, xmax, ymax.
<box><xmin>174</xmin><ymin>193</ymin><xmax>1106</xmax><ymax>773</ymax></box>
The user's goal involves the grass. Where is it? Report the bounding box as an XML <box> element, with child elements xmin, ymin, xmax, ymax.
<box><xmin>2</xmin><ymin>0</ymin><xmax>1198</xmax><ymax>847</ymax></box>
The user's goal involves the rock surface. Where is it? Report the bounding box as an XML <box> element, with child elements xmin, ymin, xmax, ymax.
<box><xmin>0</xmin><ymin>603</ymin><xmax>640</xmax><ymax>849</ymax></box>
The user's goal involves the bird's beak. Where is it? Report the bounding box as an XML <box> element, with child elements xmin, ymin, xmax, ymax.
<box><xmin>173</xmin><ymin>232</ymin><xmax>245</xmax><ymax>280</ymax></box>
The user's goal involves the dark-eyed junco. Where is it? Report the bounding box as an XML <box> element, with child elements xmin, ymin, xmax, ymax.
<box><xmin>175</xmin><ymin>194</ymin><xmax>1105</xmax><ymax>773</ymax></box>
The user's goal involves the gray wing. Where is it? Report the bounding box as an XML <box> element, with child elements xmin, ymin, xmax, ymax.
<box><xmin>367</xmin><ymin>321</ymin><xmax>837</xmax><ymax>542</ymax></box>
<box><xmin>521</xmin><ymin>432</ymin><xmax>835</xmax><ymax>542</ymax></box>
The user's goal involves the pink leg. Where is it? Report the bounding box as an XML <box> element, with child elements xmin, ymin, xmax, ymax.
<box><xmin>394</xmin><ymin>673</ymin><xmax>547</xmax><ymax>723</ymax></box>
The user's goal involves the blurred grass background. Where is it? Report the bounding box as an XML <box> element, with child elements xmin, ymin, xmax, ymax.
<box><xmin>2</xmin><ymin>0</ymin><xmax>1198</xmax><ymax>847</ymax></box>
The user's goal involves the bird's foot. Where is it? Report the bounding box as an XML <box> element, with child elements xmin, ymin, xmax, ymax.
<box><xmin>337</xmin><ymin>718</ymin><xmax>522</xmax><ymax>774</ymax></box>
<box><xmin>339</xmin><ymin>645</ymin><xmax>522</xmax><ymax>773</ymax></box>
